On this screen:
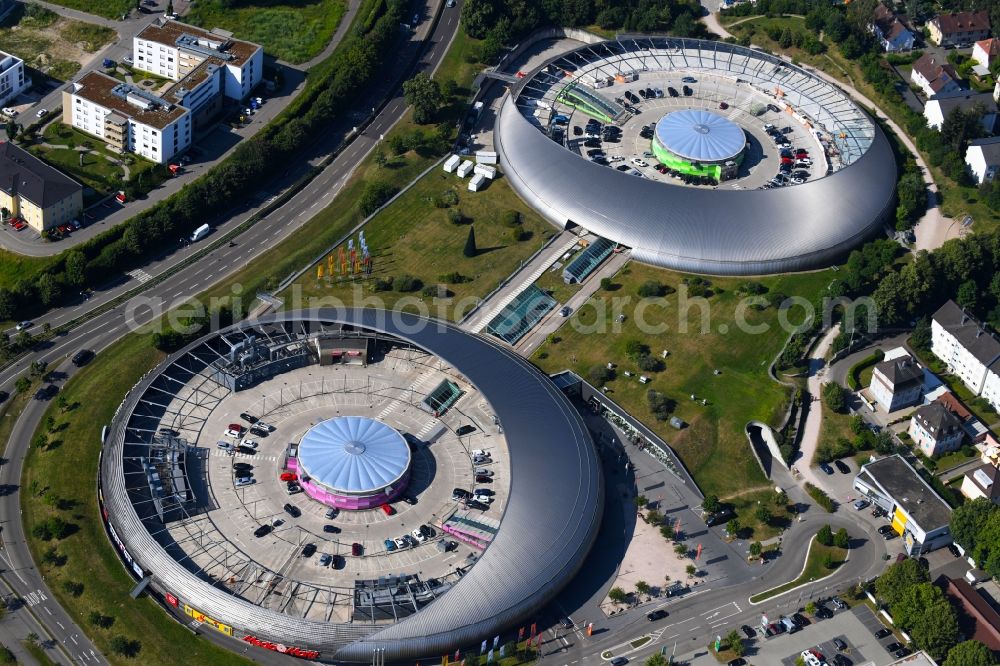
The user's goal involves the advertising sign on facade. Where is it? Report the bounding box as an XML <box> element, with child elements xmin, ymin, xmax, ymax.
<box><xmin>165</xmin><ymin>593</ymin><xmax>178</xmax><ymax>608</ymax></box>
<box><xmin>106</xmin><ymin>521</ymin><xmax>145</xmax><ymax>579</ymax></box>
<box><xmin>184</xmin><ymin>604</ymin><xmax>234</xmax><ymax>636</ymax></box>
<box><xmin>241</xmin><ymin>635</ymin><xmax>320</xmax><ymax>659</ymax></box>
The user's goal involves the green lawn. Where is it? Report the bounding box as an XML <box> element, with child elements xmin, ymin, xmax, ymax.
<box><xmin>816</xmin><ymin>400</ymin><xmax>856</xmax><ymax>465</ymax></box>
<box><xmin>934</xmin><ymin>448</ymin><xmax>978</xmax><ymax>472</ymax></box>
<box><xmin>0</xmin><ymin>252</ymin><xmax>59</xmax><ymax>312</ymax></box>
<box><xmin>58</xmin><ymin>20</ymin><xmax>116</xmax><ymax>52</ymax></box>
<box><xmin>21</xmin><ymin>333</ymin><xmax>254</xmax><ymax>666</ymax></box>
<box><xmin>749</xmin><ymin>536</ymin><xmax>847</xmax><ymax>602</ymax></box>
<box><xmin>25</xmin><ymin>145</ymin><xmax>122</xmax><ymax>197</ymax></box>
<box><xmin>535</xmin><ymin>259</ymin><xmax>582</xmax><ymax>304</ymax></box>
<box><xmin>531</xmin><ymin>264</ymin><xmax>836</xmax><ymax>498</ymax></box>
<box><xmin>286</xmin><ymin>173</ymin><xmax>554</xmax><ymax>320</ymax></box>
<box><xmin>725</xmin><ymin>488</ymin><xmax>793</xmax><ymax>541</ymax></box>
<box><xmin>184</xmin><ymin>0</ymin><xmax>347</xmax><ymax>65</ymax></box>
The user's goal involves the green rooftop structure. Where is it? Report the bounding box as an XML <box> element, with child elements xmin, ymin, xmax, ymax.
<box><xmin>422</xmin><ymin>379</ymin><xmax>463</xmax><ymax>416</ymax></box>
<box><xmin>486</xmin><ymin>285</ymin><xmax>557</xmax><ymax>345</ymax></box>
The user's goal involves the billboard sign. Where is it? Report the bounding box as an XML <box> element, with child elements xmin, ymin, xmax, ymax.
<box><xmin>184</xmin><ymin>604</ymin><xmax>234</xmax><ymax>636</ymax></box>
<box><xmin>241</xmin><ymin>635</ymin><xmax>320</xmax><ymax>659</ymax></box>
<box><xmin>165</xmin><ymin>593</ymin><xmax>179</xmax><ymax>608</ymax></box>
<box><xmin>106</xmin><ymin>521</ymin><xmax>145</xmax><ymax>580</ymax></box>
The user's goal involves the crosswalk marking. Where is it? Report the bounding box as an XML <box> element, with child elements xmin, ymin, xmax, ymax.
<box><xmin>127</xmin><ymin>268</ymin><xmax>152</xmax><ymax>284</ymax></box>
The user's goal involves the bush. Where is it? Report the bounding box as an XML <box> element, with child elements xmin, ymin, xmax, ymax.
<box><xmin>447</xmin><ymin>208</ymin><xmax>465</xmax><ymax>225</ymax></box>
<box><xmin>823</xmin><ymin>382</ymin><xmax>846</xmax><ymax>413</ymax></box>
<box><xmin>588</xmin><ymin>365</ymin><xmax>615</xmax><ymax>385</ymax></box>
<box><xmin>805</xmin><ymin>483</ymin><xmax>835</xmax><ymax>512</ymax></box>
<box><xmin>437</xmin><ymin>189</ymin><xmax>459</xmax><ymax>207</ymax></box>
<box><xmin>646</xmin><ymin>390</ymin><xmax>675</xmax><ymax>421</ymax></box>
<box><xmin>392</xmin><ymin>275</ymin><xmax>422</xmax><ymax>292</ymax></box>
<box><xmin>438</xmin><ymin>272</ymin><xmax>470</xmax><ymax>284</ymax></box>
<box><xmin>501</xmin><ymin>210</ymin><xmax>521</xmax><ymax>227</ymax></box>
<box><xmin>511</xmin><ymin>226</ymin><xmax>530</xmax><ymax>242</ymax></box>
<box><xmin>817</xmin><ymin>524</ymin><xmax>833</xmax><ymax>546</ymax></box>
<box><xmin>637</xmin><ymin>280</ymin><xmax>668</xmax><ymax>297</ymax></box>
<box><xmin>637</xmin><ymin>354</ymin><xmax>664</xmax><ymax>372</ymax></box>
<box><xmin>109</xmin><ymin>636</ymin><xmax>141</xmax><ymax>658</ymax></box>
<box><xmin>600</xmin><ymin>277</ymin><xmax>614</xmax><ymax>290</ymax></box>
<box><xmin>359</xmin><ymin>181</ymin><xmax>399</xmax><ymax>216</ymax></box>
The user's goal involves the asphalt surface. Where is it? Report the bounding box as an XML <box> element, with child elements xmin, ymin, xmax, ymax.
<box><xmin>0</xmin><ymin>0</ymin><xmax>463</xmax><ymax>661</ymax></box>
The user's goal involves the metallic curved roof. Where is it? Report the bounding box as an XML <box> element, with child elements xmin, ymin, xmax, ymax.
<box><xmin>654</xmin><ymin>110</ymin><xmax>745</xmax><ymax>163</ymax></box>
<box><xmin>299</xmin><ymin>417</ymin><xmax>410</xmax><ymax>495</ymax></box>
<box><xmin>497</xmin><ymin>38</ymin><xmax>897</xmax><ymax>275</ymax></box>
<box><xmin>102</xmin><ymin>310</ymin><xmax>603</xmax><ymax>662</ymax></box>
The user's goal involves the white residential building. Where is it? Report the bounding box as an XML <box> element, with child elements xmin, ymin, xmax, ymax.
<box><xmin>133</xmin><ymin>18</ymin><xmax>263</xmax><ymax>103</ymax></box>
<box><xmin>0</xmin><ymin>50</ymin><xmax>28</xmax><ymax>108</ymax></box>
<box><xmin>911</xmin><ymin>53</ymin><xmax>963</xmax><ymax>98</ymax></box>
<box><xmin>908</xmin><ymin>402</ymin><xmax>964</xmax><ymax>457</ymax></box>
<box><xmin>62</xmin><ymin>71</ymin><xmax>191</xmax><ymax>164</ymax></box>
<box><xmin>931</xmin><ymin>300</ymin><xmax>1000</xmax><ymax>411</ymax></box>
<box><xmin>869</xmin><ymin>353</ymin><xmax>924</xmax><ymax>413</ymax></box>
<box><xmin>972</xmin><ymin>38</ymin><xmax>1000</xmax><ymax>71</ymax></box>
<box><xmin>966</xmin><ymin>136</ymin><xmax>1000</xmax><ymax>185</ymax></box>
<box><xmin>924</xmin><ymin>91</ymin><xmax>998</xmax><ymax>132</ymax></box>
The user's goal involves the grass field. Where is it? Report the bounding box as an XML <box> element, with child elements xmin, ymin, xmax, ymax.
<box><xmin>531</xmin><ymin>263</ymin><xmax>836</xmax><ymax>498</ymax></box>
<box><xmin>21</xmin><ymin>333</ymin><xmax>255</xmax><ymax>666</ymax></box>
<box><xmin>749</xmin><ymin>536</ymin><xmax>847</xmax><ymax>602</ymax></box>
<box><xmin>185</xmin><ymin>0</ymin><xmax>346</xmax><ymax>65</ymax></box>
<box><xmin>816</xmin><ymin>400</ymin><xmax>855</xmax><ymax>464</ymax></box>
<box><xmin>0</xmin><ymin>6</ymin><xmax>115</xmax><ymax>81</ymax></box>
<box><xmin>287</xmin><ymin>173</ymin><xmax>554</xmax><ymax>320</ymax></box>
<box><xmin>725</xmin><ymin>488</ymin><xmax>793</xmax><ymax>541</ymax></box>
<box><xmin>0</xmin><ymin>251</ymin><xmax>59</xmax><ymax>305</ymax></box>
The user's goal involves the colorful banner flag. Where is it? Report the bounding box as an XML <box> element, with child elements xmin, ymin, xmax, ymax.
<box><xmin>454</xmin><ymin>649</ymin><xmax>460</xmax><ymax>661</ymax></box>
<box><xmin>480</xmin><ymin>640</ymin><xmax>487</xmax><ymax>655</ymax></box>
<box><xmin>493</xmin><ymin>636</ymin><xmax>499</xmax><ymax>649</ymax></box>
<box><xmin>530</xmin><ymin>622</ymin><xmax>537</xmax><ymax>638</ymax></box>
<box><xmin>518</xmin><ymin>627</ymin><xmax>525</xmax><ymax>641</ymax></box>
<box><xmin>696</xmin><ymin>543</ymin><xmax>702</xmax><ymax>561</ymax></box>
<box><xmin>316</xmin><ymin>264</ymin><xmax>324</xmax><ymax>279</ymax></box>
<box><xmin>586</xmin><ymin>623</ymin><xmax>593</xmax><ymax>637</ymax></box>
<box><xmin>499</xmin><ymin>644</ymin><xmax>506</xmax><ymax>658</ymax></box>
<box><xmin>441</xmin><ymin>656</ymin><xmax>448</xmax><ymax>666</ymax></box>
<box><xmin>487</xmin><ymin>649</ymin><xmax>494</xmax><ymax>664</ymax></box>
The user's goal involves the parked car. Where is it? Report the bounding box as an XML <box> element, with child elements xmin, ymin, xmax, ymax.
<box><xmin>792</xmin><ymin>613</ymin><xmax>810</xmax><ymax>627</ymax></box>
<box><xmin>740</xmin><ymin>625</ymin><xmax>755</xmax><ymax>639</ymax></box>
<box><xmin>394</xmin><ymin>537</ymin><xmax>408</xmax><ymax>549</ymax></box>
<box><xmin>886</xmin><ymin>642</ymin><xmax>903</xmax><ymax>653</ymax></box>
<box><xmin>380</xmin><ymin>503</ymin><xmax>394</xmax><ymax>516</ymax></box>
<box><xmin>319</xmin><ymin>553</ymin><xmax>332</xmax><ymax>566</ymax></box>
<box><xmin>767</xmin><ymin>103</ymin><xmax>780</xmax><ymax>112</ymax></box>
<box><xmin>833</xmin><ymin>638</ymin><xmax>847</xmax><ymax>651</ymax></box>
<box><xmin>610</xmin><ymin>658</ymin><xmax>628</xmax><ymax>666</ymax></box>
<box><xmin>301</xmin><ymin>543</ymin><xmax>316</xmax><ymax>557</ymax></box>
<box><xmin>35</xmin><ymin>108</ymin><xmax>47</xmax><ymax>118</ymax></box>
<box><xmin>667</xmin><ymin>86</ymin><xmax>678</xmax><ymax>97</ymax></box>
<box><xmin>253</xmin><ymin>524</ymin><xmax>272</xmax><ymax>538</ymax></box>
<box><xmin>947</xmin><ymin>543</ymin><xmax>961</xmax><ymax>558</ymax></box>
<box><xmin>384</xmin><ymin>538</ymin><xmax>396</xmax><ymax>552</ymax></box>
<box><xmin>682</xmin><ymin>76</ymin><xmax>696</xmax><ymax>83</ymax></box>
<box><xmin>832</xmin><ymin>655</ymin><xmax>853</xmax><ymax>666</ymax></box>
<box><xmin>351</xmin><ymin>542</ymin><xmax>363</xmax><ymax>556</ymax></box>
<box><xmin>323</xmin><ymin>524</ymin><xmax>341</xmax><ymax>534</ymax></box>
<box><xmin>815</xmin><ymin>606</ymin><xmax>833</xmax><ymax>619</ymax></box>
<box><xmin>819</xmin><ymin>462</ymin><xmax>834</xmax><ymax>474</ymax></box>
<box><xmin>727</xmin><ymin>660</ymin><xmax>746</xmax><ymax>666</ymax></box>
<box><xmin>853</xmin><ymin>499</ymin><xmax>869</xmax><ymax>510</ymax></box>
<box><xmin>15</xmin><ymin>321</ymin><xmax>32</xmax><ymax>331</ymax></box>
<box><xmin>475</xmin><ymin>474</ymin><xmax>493</xmax><ymax>483</ymax></box>
<box><xmin>401</xmin><ymin>495</ymin><xmax>417</xmax><ymax>505</ymax></box>
<box><xmin>682</xmin><ymin>85</ymin><xmax>692</xmax><ymax>96</ymax></box>
<box><xmin>240</xmin><ymin>412</ymin><xmax>259</xmax><ymax>423</ymax></box>
<box><xmin>283</xmin><ymin>503</ymin><xmax>301</xmax><ymax>518</ymax></box>
<box><xmin>325</xmin><ymin>507</ymin><xmax>338</xmax><ymax>520</ymax></box>
<box><xmin>248</xmin><ymin>426</ymin><xmax>269</xmax><ymax>437</ymax></box>
<box><xmin>235</xmin><ymin>477</ymin><xmax>255</xmax><ymax>487</ymax></box>
<box><xmin>223</xmin><ymin>428</ymin><xmax>242</xmax><ymax>438</ymax></box>
<box><xmin>411</xmin><ymin>528</ymin><xmax>427</xmax><ymax>543</ymax></box>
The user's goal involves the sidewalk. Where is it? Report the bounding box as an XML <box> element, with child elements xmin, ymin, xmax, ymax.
<box><xmin>794</xmin><ymin>323</ymin><xmax>841</xmax><ymax>494</ymax></box>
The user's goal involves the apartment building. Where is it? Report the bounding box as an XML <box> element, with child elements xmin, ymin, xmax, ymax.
<box><xmin>0</xmin><ymin>142</ymin><xmax>82</xmax><ymax>233</ymax></box>
<box><xmin>928</xmin><ymin>10</ymin><xmax>991</xmax><ymax>47</ymax></box>
<box><xmin>62</xmin><ymin>71</ymin><xmax>191</xmax><ymax>164</ymax></box>
<box><xmin>931</xmin><ymin>300</ymin><xmax>1000</xmax><ymax>410</ymax></box>
<box><xmin>133</xmin><ymin>18</ymin><xmax>262</xmax><ymax>103</ymax></box>
<box><xmin>0</xmin><ymin>50</ymin><xmax>28</xmax><ymax>108</ymax></box>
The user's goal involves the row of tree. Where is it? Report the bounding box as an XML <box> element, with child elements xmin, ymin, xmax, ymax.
<box><xmin>950</xmin><ymin>498</ymin><xmax>1000</xmax><ymax>579</ymax></box>
<box><xmin>0</xmin><ymin>0</ymin><xmax>409</xmax><ymax>323</ymax></box>
<box><xmin>460</xmin><ymin>0</ymin><xmax>707</xmax><ymax>64</ymax></box>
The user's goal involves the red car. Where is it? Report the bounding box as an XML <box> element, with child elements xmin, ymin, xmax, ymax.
<box><xmin>719</xmin><ymin>101</ymin><xmax>729</xmax><ymax>110</ymax></box>
<box><xmin>279</xmin><ymin>472</ymin><xmax>297</xmax><ymax>482</ymax></box>
<box><xmin>228</xmin><ymin>423</ymin><xmax>245</xmax><ymax>433</ymax></box>
<box><xmin>380</xmin><ymin>503</ymin><xmax>394</xmax><ymax>516</ymax></box>
<box><xmin>12</xmin><ymin>220</ymin><xmax>26</xmax><ymax>231</ymax></box>
<box><xmin>351</xmin><ymin>542</ymin><xmax>363</xmax><ymax>556</ymax></box>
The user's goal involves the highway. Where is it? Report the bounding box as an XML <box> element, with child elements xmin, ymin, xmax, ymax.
<box><xmin>0</xmin><ymin>0</ymin><xmax>464</xmax><ymax>661</ymax></box>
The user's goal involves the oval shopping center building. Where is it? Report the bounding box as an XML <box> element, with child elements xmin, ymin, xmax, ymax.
<box><xmin>99</xmin><ymin>310</ymin><xmax>603</xmax><ymax>662</ymax></box>
<box><xmin>494</xmin><ymin>37</ymin><xmax>898</xmax><ymax>275</ymax></box>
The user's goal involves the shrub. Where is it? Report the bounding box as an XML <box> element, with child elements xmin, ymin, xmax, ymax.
<box><xmin>447</xmin><ymin>208</ymin><xmax>465</xmax><ymax>225</ymax></box>
<box><xmin>588</xmin><ymin>365</ymin><xmax>615</xmax><ymax>385</ymax></box>
<box><xmin>817</xmin><ymin>524</ymin><xmax>833</xmax><ymax>546</ymax></box>
<box><xmin>359</xmin><ymin>181</ymin><xmax>398</xmax><ymax>216</ymax></box>
<box><xmin>805</xmin><ymin>483</ymin><xmax>835</xmax><ymax>512</ymax></box>
<box><xmin>438</xmin><ymin>272</ymin><xmax>470</xmax><ymax>284</ymax></box>
<box><xmin>392</xmin><ymin>275</ymin><xmax>422</xmax><ymax>292</ymax></box>
<box><xmin>501</xmin><ymin>210</ymin><xmax>521</xmax><ymax>227</ymax></box>
<box><xmin>437</xmin><ymin>189</ymin><xmax>459</xmax><ymax>207</ymax></box>
<box><xmin>600</xmin><ymin>277</ymin><xmax>614</xmax><ymax>290</ymax></box>
<box><xmin>637</xmin><ymin>280</ymin><xmax>667</xmax><ymax>297</ymax></box>
<box><xmin>637</xmin><ymin>354</ymin><xmax>664</xmax><ymax>372</ymax></box>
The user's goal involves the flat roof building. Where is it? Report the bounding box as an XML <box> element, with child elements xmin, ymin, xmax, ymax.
<box><xmin>134</xmin><ymin>18</ymin><xmax>263</xmax><ymax>103</ymax></box>
<box><xmin>0</xmin><ymin>142</ymin><xmax>82</xmax><ymax>233</ymax></box>
<box><xmin>62</xmin><ymin>71</ymin><xmax>192</xmax><ymax>164</ymax></box>
<box><xmin>854</xmin><ymin>454</ymin><xmax>953</xmax><ymax>555</ymax></box>
<box><xmin>0</xmin><ymin>50</ymin><xmax>28</xmax><ymax>109</ymax></box>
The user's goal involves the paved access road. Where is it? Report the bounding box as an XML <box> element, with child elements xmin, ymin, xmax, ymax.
<box><xmin>0</xmin><ymin>0</ymin><xmax>463</xmax><ymax>662</ymax></box>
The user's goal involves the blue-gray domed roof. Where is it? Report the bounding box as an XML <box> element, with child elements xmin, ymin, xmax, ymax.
<box><xmin>654</xmin><ymin>109</ymin><xmax>745</xmax><ymax>163</ymax></box>
<box><xmin>299</xmin><ymin>417</ymin><xmax>410</xmax><ymax>494</ymax></box>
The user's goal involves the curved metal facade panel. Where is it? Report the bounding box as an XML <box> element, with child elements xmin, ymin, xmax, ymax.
<box><xmin>496</xmin><ymin>42</ymin><xmax>897</xmax><ymax>275</ymax></box>
<box><xmin>101</xmin><ymin>310</ymin><xmax>602</xmax><ymax>662</ymax></box>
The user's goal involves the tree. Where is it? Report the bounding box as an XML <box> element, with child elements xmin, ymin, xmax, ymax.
<box><xmin>816</xmin><ymin>524</ymin><xmax>833</xmax><ymax>547</ymax></box>
<box><xmin>460</xmin><ymin>0</ymin><xmax>497</xmax><ymax>39</ymax></box>
<box><xmin>726</xmin><ymin>518</ymin><xmax>740</xmax><ymax>537</ymax></box>
<box><xmin>725</xmin><ymin>630</ymin><xmax>745</xmax><ymax>657</ymax></box>
<box><xmin>402</xmin><ymin>72</ymin><xmax>443</xmax><ymax>124</ymax></box>
<box><xmin>755</xmin><ymin>504</ymin><xmax>772</xmax><ymax>524</ymax></box>
<box><xmin>774</xmin><ymin>490</ymin><xmax>788</xmax><ymax>507</ymax></box>
<box><xmin>674</xmin><ymin>543</ymin><xmax>688</xmax><ymax>556</ymax></box>
<box><xmin>894</xmin><ymin>583</ymin><xmax>960</xmax><ymax>660</ymax></box>
<box><xmin>0</xmin><ymin>644</ymin><xmax>13</xmax><ymax>664</ymax></box>
<box><xmin>374</xmin><ymin>148</ymin><xmax>387</xmax><ymax>169</ymax></box>
<box><xmin>942</xmin><ymin>640</ymin><xmax>998</xmax><ymax>666</ymax></box>
<box><xmin>702</xmin><ymin>495</ymin><xmax>720</xmax><ymax>514</ymax></box>
<box><xmin>646</xmin><ymin>510</ymin><xmax>663</xmax><ymax>525</ymax></box>
<box><xmin>834</xmin><ymin>528</ymin><xmax>850</xmax><ymax>549</ymax></box>
<box><xmin>957</xmin><ymin>279</ymin><xmax>979</xmax><ymax>313</ymax></box>
<box><xmin>608</xmin><ymin>587</ymin><xmax>628</xmax><ymax>604</ymax></box>
<box><xmin>644</xmin><ymin>653</ymin><xmax>668</xmax><ymax>666</ymax></box>
<box><xmin>875</xmin><ymin>558</ymin><xmax>930</xmax><ymax>607</ymax></box>
<box><xmin>823</xmin><ymin>382</ymin><xmax>846</xmax><ymax>412</ymax></box>
<box><xmin>634</xmin><ymin>495</ymin><xmax>649</xmax><ymax>509</ymax></box>
<box><xmin>749</xmin><ymin>541</ymin><xmax>762</xmax><ymax>558</ymax></box>
<box><xmin>15</xmin><ymin>376</ymin><xmax>30</xmax><ymax>394</ymax></box>
<box><xmin>804</xmin><ymin>601</ymin><xmax>816</xmax><ymax>615</ymax></box>
<box><xmin>463</xmin><ymin>225</ymin><xmax>477</xmax><ymax>257</ymax></box>
<box><xmin>600</xmin><ymin>277</ymin><xmax>614</xmax><ymax>290</ymax></box>
<box><xmin>635</xmin><ymin>580</ymin><xmax>650</xmax><ymax>597</ymax></box>
<box><xmin>779</xmin><ymin>28</ymin><xmax>793</xmax><ymax>48</ymax></box>
<box><xmin>637</xmin><ymin>280</ymin><xmax>666</xmax><ymax>297</ymax></box>
<box><xmin>588</xmin><ymin>365</ymin><xmax>614</xmax><ymax>385</ymax></box>
<box><xmin>686</xmin><ymin>564</ymin><xmax>697</xmax><ymax>577</ymax></box>
<box><xmin>950</xmin><ymin>498</ymin><xmax>996</xmax><ymax>553</ymax></box>
<box><xmin>36</xmin><ymin>273</ymin><xmax>62</xmax><ymax>307</ymax></box>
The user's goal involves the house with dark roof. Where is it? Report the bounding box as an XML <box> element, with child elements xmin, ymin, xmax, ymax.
<box><xmin>960</xmin><ymin>463</ymin><xmax>1000</xmax><ymax>505</ymax></box>
<box><xmin>0</xmin><ymin>142</ymin><xmax>82</xmax><ymax>233</ymax></box>
<box><xmin>871</xmin><ymin>4</ymin><xmax>915</xmax><ymax>53</ymax></box>
<box><xmin>924</xmin><ymin>91</ymin><xmax>998</xmax><ymax>133</ymax></box>
<box><xmin>909</xmin><ymin>402</ymin><xmax>965</xmax><ymax>457</ymax></box>
<box><xmin>932</xmin><ymin>301</ymin><xmax>1000</xmax><ymax>413</ymax></box>
<box><xmin>966</xmin><ymin>136</ymin><xmax>1000</xmax><ymax>185</ymax></box>
<box><xmin>911</xmin><ymin>53</ymin><xmax>963</xmax><ymax>97</ymax></box>
<box><xmin>870</xmin><ymin>353</ymin><xmax>924</xmax><ymax>412</ymax></box>
<box><xmin>853</xmin><ymin>454</ymin><xmax>953</xmax><ymax>554</ymax></box>
<box><xmin>928</xmin><ymin>10</ymin><xmax>991</xmax><ymax>47</ymax></box>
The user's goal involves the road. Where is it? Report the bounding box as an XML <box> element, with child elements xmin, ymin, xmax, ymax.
<box><xmin>0</xmin><ymin>0</ymin><xmax>463</xmax><ymax>661</ymax></box>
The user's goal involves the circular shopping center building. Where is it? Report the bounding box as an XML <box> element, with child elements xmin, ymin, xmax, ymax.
<box><xmin>494</xmin><ymin>36</ymin><xmax>897</xmax><ymax>275</ymax></box>
<box><xmin>99</xmin><ymin>310</ymin><xmax>602</xmax><ymax>662</ymax></box>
